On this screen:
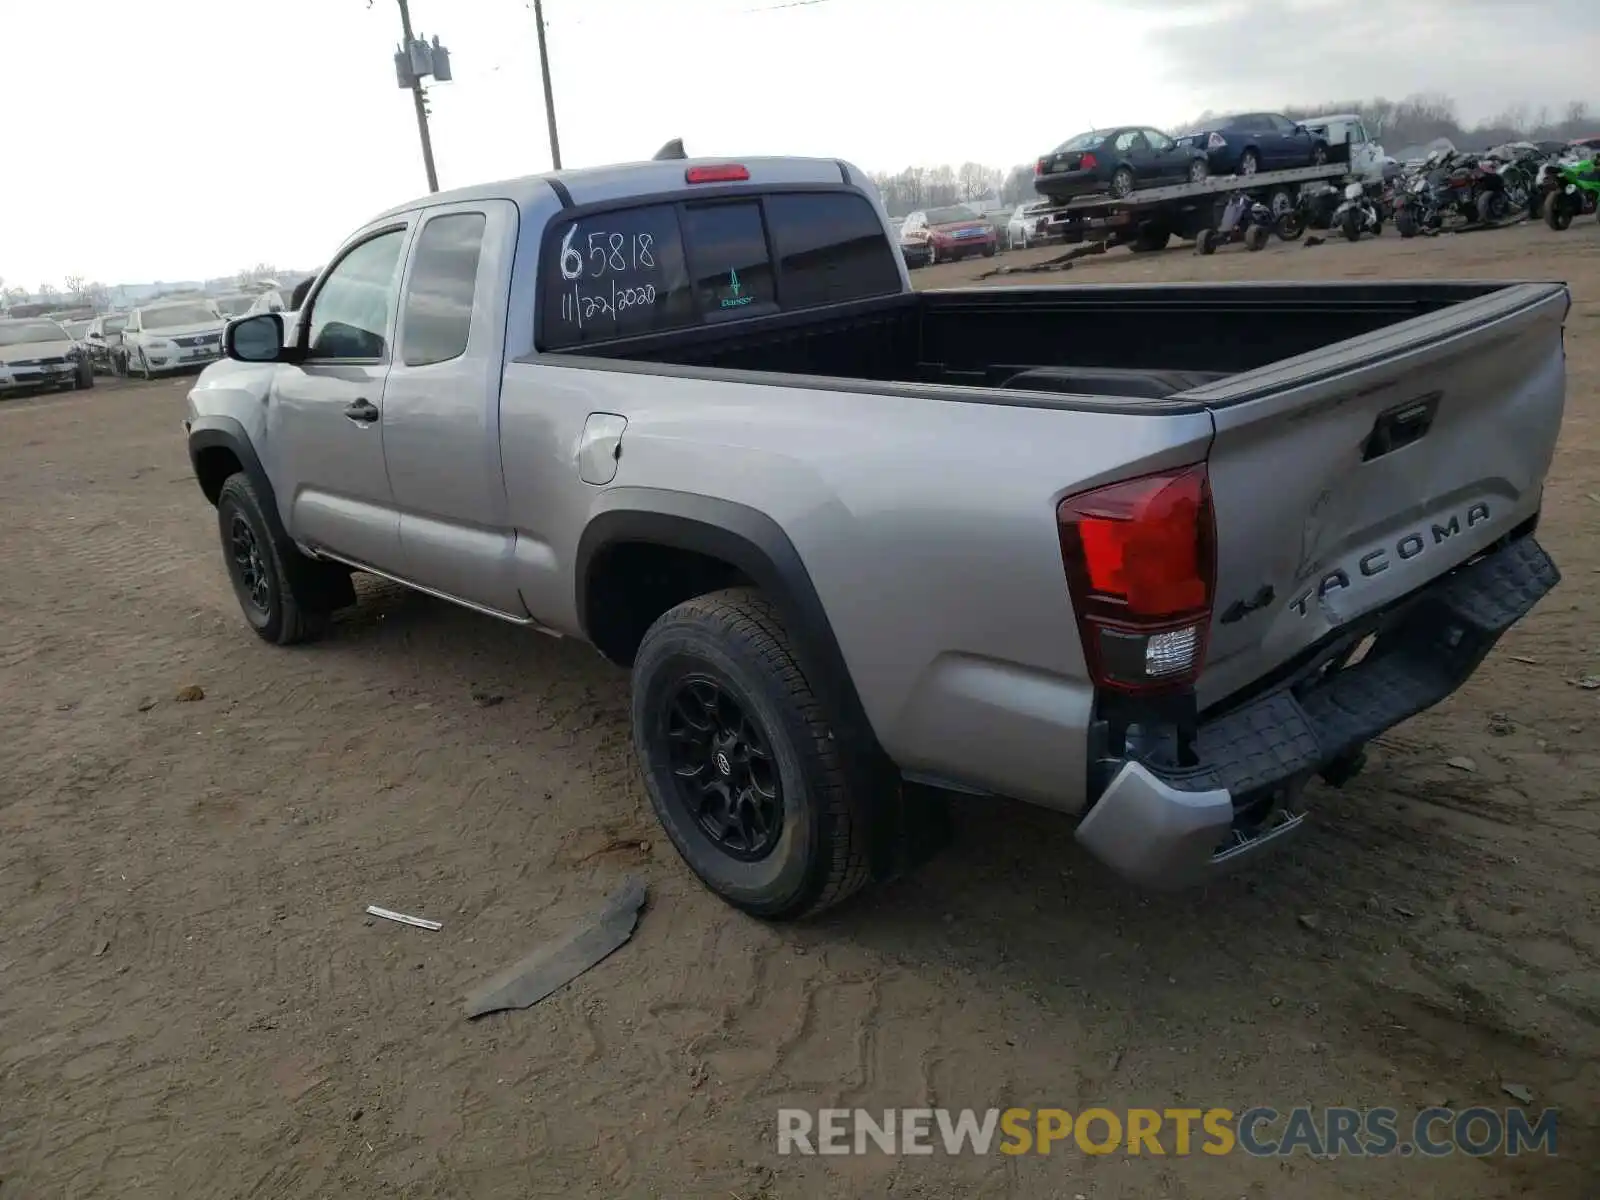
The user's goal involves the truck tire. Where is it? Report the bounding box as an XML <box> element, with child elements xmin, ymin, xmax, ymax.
<box><xmin>1342</xmin><ymin>208</ymin><xmax>1362</xmax><ymax>241</ymax></box>
<box><xmin>1195</xmin><ymin>228</ymin><xmax>1217</xmax><ymax>255</ymax></box>
<box><xmin>1244</xmin><ymin>224</ymin><xmax>1269</xmax><ymax>252</ymax></box>
<box><xmin>1396</xmin><ymin>211</ymin><xmax>1417</xmax><ymax>238</ymax></box>
<box><xmin>215</xmin><ymin>473</ymin><xmax>331</xmax><ymax>646</ymax></box>
<box><xmin>631</xmin><ymin>587</ymin><xmax>872</xmax><ymax>921</ymax></box>
<box><xmin>1130</xmin><ymin>223</ymin><xmax>1171</xmax><ymax>252</ymax></box>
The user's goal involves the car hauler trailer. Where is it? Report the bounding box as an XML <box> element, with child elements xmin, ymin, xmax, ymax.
<box><xmin>1034</xmin><ymin>162</ymin><xmax>1353</xmax><ymax>252</ymax></box>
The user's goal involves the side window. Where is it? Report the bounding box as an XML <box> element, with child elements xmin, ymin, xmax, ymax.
<box><xmin>398</xmin><ymin>212</ymin><xmax>486</xmax><ymax>367</ymax></box>
<box><xmin>306</xmin><ymin>228</ymin><xmax>407</xmax><ymax>360</ymax></box>
<box><xmin>1270</xmin><ymin>115</ymin><xmax>1297</xmax><ymax>134</ymax></box>
<box><xmin>1144</xmin><ymin>129</ymin><xmax>1176</xmax><ymax>152</ymax></box>
<box><xmin>541</xmin><ymin>204</ymin><xmax>694</xmax><ymax>349</ymax></box>
<box><xmin>765</xmin><ymin>193</ymin><xmax>901</xmax><ymax>309</ymax></box>
<box><xmin>1114</xmin><ymin>130</ymin><xmax>1146</xmax><ymax>153</ymax></box>
<box><xmin>681</xmin><ymin>201</ymin><xmax>777</xmax><ymax>322</ymax></box>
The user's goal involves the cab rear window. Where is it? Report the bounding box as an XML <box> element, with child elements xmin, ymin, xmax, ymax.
<box><xmin>540</xmin><ymin>189</ymin><xmax>899</xmax><ymax>350</ymax></box>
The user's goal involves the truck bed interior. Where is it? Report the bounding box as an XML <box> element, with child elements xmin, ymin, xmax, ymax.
<box><xmin>567</xmin><ymin>281</ymin><xmax>1515</xmax><ymax>402</ymax></box>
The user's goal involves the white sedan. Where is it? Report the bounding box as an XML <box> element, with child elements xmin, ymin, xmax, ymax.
<box><xmin>1006</xmin><ymin>203</ymin><xmax>1051</xmax><ymax>249</ymax></box>
<box><xmin>122</xmin><ymin>301</ymin><xmax>228</xmax><ymax>378</ymax></box>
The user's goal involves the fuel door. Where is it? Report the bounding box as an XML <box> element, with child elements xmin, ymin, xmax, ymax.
<box><xmin>578</xmin><ymin>413</ymin><xmax>627</xmax><ymax>485</ymax></box>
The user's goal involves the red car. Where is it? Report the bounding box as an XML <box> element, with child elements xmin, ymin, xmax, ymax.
<box><xmin>899</xmin><ymin>205</ymin><xmax>997</xmax><ymax>266</ymax></box>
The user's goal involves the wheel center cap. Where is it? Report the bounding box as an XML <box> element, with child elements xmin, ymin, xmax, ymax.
<box><xmin>714</xmin><ymin>750</ymin><xmax>733</xmax><ymax>776</ymax></box>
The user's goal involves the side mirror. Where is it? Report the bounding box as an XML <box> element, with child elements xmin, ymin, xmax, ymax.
<box><xmin>225</xmin><ymin>312</ymin><xmax>287</xmax><ymax>363</ymax></box>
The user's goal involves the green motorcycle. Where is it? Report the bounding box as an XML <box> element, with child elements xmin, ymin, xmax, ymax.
<box><xmin>1542</xmin><ymin>158</ymin><xmax>1600</xmax><ymax>230</ymax></box>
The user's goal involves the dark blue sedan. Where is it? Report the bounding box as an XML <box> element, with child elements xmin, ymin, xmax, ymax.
<box><xmin>1181</xmin><ymin>112</ymin><xmax>1329</xmax><ymax>176</ymax></box>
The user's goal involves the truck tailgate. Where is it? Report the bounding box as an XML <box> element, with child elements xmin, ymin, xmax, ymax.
<box><xmin>1192</xmin><ymin>282</ymin><xmax>1568</xmax><ymax>708</ymax></box>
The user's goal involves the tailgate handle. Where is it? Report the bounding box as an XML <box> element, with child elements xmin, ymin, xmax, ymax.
<box><xmin>1362</xmin><ymin>392</ymin><xmax>1440</xmax><ymax>462</ymax></box>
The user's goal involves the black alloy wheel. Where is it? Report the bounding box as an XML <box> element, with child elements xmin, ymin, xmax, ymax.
<box><xmin>665</xmin><ymin>675</ymin><xmax>783</xmax><ymax>861</ymax></box>
<box><xmin>631</xmin><ymin>588</ymin><xmax>874</xmax><ymax>920</ymax></box>
<box><xmin>215</xmin><ymin>472</ymin><xmax>332</xmax><ymax>645</ymax></box>
<box><xmin>229</xmin><ymin>511</ymin><xmax>271</xmax><ymax>618</ymax></box>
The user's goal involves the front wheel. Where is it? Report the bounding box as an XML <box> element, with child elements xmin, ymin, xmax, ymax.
<box><xmin>1238</xmin><ymin>149</ymin><xmax>1259</xmax><ymax>176</ymax></box>
<box><xmin>1109</xmin><ymin>167</ymin><xmax>1135</xmax><ymax>198</ymax></box>
<box><xmin>1476</xmin><ymin>190</ymin><xmax>1506</xmax><ymax>224</ymax></box>
<box><xmin>1195</xmin><ymin>228</ymin><xmax>1217</xmax><ymax>255</ymax></box>
<box><xmin>631</xmin><ymin>588</ymin><xmax>873</xmax><ymax>920</ymax></box>
<box><xmin>216</xmin><ymin>473</ymin><xmax>331</xmax><ymax>646</ymax></box>
<box><xmin>1244</xmin><ymin>223</ymin><xmax>1269</xmax><ymax>252</ymax></box>
<box><xmin>1188</xmin><ymin>158</ymin><xmax>1208</xmax><ymax>183</ymax></box>
<box><xmin>1342</xmin><ymin>208</ymin><xmax>1362</xmax><ymax>241</ymax></box>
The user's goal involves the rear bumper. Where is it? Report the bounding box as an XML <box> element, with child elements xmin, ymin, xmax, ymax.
<box><xmin>1077</xmin><ymin>533</ymin><xmax>1560</xmax><ymax>888</ymax></box>
<box><xmin>1035</xmin><ymin>170</ymin><xmax>1106</xmax><ymax>200</ymax></box>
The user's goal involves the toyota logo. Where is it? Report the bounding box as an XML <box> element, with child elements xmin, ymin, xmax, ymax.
<box><xmin>714</xmin><ymin>751</ymin><xmax>732</xmax><ymax>776</ymax></box>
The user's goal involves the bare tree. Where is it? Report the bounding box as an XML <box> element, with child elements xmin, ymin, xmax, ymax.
<box><xmin>38</xmin><ymin>282</ymin><xmax>57</xmax><ymax>302</ymax></box>
<box><xmin>65</xmin><ymin>275</ymin><xmax>86</xmax><ymax>297</ymax></box>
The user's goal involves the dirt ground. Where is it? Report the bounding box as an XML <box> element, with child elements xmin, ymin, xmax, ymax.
<box><xmin>2</xmin><ymin>221</ymin><xmax>1598</xmax><ymax>1200</ymax></box>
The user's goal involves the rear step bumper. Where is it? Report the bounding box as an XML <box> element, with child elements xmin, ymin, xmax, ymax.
<box><xmin>1076</xmin><ymin>534</ymin><xmax>1560</xmax><ymax>888</ymax></box>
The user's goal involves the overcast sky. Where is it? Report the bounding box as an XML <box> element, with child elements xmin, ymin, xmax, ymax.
<box><xmin>3</xmin><ymin>0</ymin><xmax>1596</xmax><ymax>287</ymax></box>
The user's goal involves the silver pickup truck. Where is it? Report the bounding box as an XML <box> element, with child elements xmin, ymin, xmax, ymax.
<box><xmin>185</xmin><ymin>155</ymin><xmax>1565</xmax><ymax>918</ymax></box>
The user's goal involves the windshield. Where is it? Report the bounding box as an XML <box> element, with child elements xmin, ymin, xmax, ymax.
<box><xmin>104</xmin><ymin>316</ymin><xmax>127</xmax><ymax>333</ymax></box>
<box><xmin>1053</xmin><ymin>130</ymin><xmax>1106</xmax><ymax>153</ymax></box>
<box><xmin>924</xmin><ymin>206</ymin><xmax>979</xmax><ymax>225</ymax></box>
<box><xmin>63</xmin><ymin>321</ymin><xmax>90</xmax><ymax>339</ymax></box>
<box><xmin>214</xmin><ymin>295</ymin><xmax>256</xmax><ymax>316</ymax></box>
<box><xmin>143</xmin><ymin>304</ymin><xmax>220</xmax><ymax>329</ymax></box>
<box><xmin>0</xmin><ymin>321</ymin><xmax>68</xmax><ymax>346</ymax></box>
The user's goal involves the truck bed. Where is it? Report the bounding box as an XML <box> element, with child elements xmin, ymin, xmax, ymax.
<box><xmin>563</xmin><ymin>280</ymin><xmax>1532</xmax><ymax>406</ymax></box>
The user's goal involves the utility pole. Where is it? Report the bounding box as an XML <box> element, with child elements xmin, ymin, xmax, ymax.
<box><xmin>531</xmin><ymin>0</ymin><xmax>562</xmax><ymax>170</ymax></box>
<box><xmin>390</xmin><ymin>0</ymin><xmax>453</xmax><ymax>193</ymax></box>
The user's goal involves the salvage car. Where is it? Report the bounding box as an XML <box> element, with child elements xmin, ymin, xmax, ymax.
<box><xmin>82</xmin><ymin>313</ymin><xmax>130</xmax><ymax>374</ymax></box>
<box><xmin>214</xmin><ymin>293</ymin><xmax>262</xmax><ymax>319</ymax></box>
<box><xmin>0</xmin><ymin>317</ymin><xmax>93</xmax><ymax>395</ymax></box>
<box><xmin>124</xmin><ymin>301</ymin><xmax>227</xmax><ymax>379</ymax></box>
<box><xmin>1182</xmin><ymin>112</ymin><xmax>1328</xmax><ymax>175</ymax></box>
<box><xmin>899</xmin><ymin>205</ymin><xmax>996</xmax><ymax>264</ymax></box>
<box><xmin>1006</xmin><ymin>202</ymin><xmax>1054</xmax><ymax>249</ymax></box>
<box><xmin>1035</xmin><ymin>126</ymin><xmax>1208</xmax><ymax>200</ymax></box>
<box><xmin>185</xmin><ymin>156</ymin><xmax>1566</xmax><ymax>919</ymax></box>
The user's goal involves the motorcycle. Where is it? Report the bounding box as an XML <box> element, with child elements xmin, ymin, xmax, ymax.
<box><xmin>1492</xmin><ymin>149</ymin><xmax>1544</xmax><ymax>217</ymax></box>
<box><xmin>1195</xmin><ymin>192</ymin><xmax>1275</xmax><ymax>254</ymax></box>
<box><xmin>1332</xmin><ymin>181</ymin><xmax>1382</xmax><ymax>241</ymax></box>
<box><xmin>1541</xmin><ymin>157</ymin><xmax>1600</xmax><ymax>230</ymax></box>
<box><xmin>1274</xmin><ymin>182</ymin><xmax>1338</xmax><ymax>241</ymax></box>
<box><xmin>1394</xmin><ymin>172</ymin><xmax>1443</xmax><ymax>237</ymax></box>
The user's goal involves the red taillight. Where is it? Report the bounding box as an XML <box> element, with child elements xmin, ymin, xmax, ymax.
<box><xmin>1035</xmin><ymin>157</ymin><xmax>1048</xmax><ymax>175</ymax></box>
<box><xmin>1079</xmin><ymin>152</ymin><xmax>1098</xmax><ymax>171</ymax></box>
<box><xmin>685</xmin><ymin>164</ymin><xmax>749</xmax><ymax>184</ymax></box>
<box><xmin>1057</xmin><ymin>463</ymin><xmax>1216</xmax><ymax>694</ymax></box>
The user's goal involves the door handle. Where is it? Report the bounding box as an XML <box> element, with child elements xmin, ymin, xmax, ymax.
<box><xmin>343</xmin><ymin>398</ymin><xmax>379</xmax><ymax>424</ymax></box>
<box><xmin>1362</xmin><ymin>392</ymin><xmax>1440</xmax><ymax>462</ymax></box>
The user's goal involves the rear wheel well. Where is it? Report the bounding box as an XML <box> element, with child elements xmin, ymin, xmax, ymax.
<box><xmin>194</xmin><ymin>445</ymin><xmax>244</xmax><ymax>505</ymax></box>
<box><xmin>585</xmin><ymin>541</ymin><xmax>752</xmax><ymax>666</ymax></box>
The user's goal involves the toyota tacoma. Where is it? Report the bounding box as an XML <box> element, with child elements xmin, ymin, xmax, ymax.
<box><xmin>183</xmin><ymin>155</ymin><xmax>1566</xmax><ymax>918</ymax></box>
